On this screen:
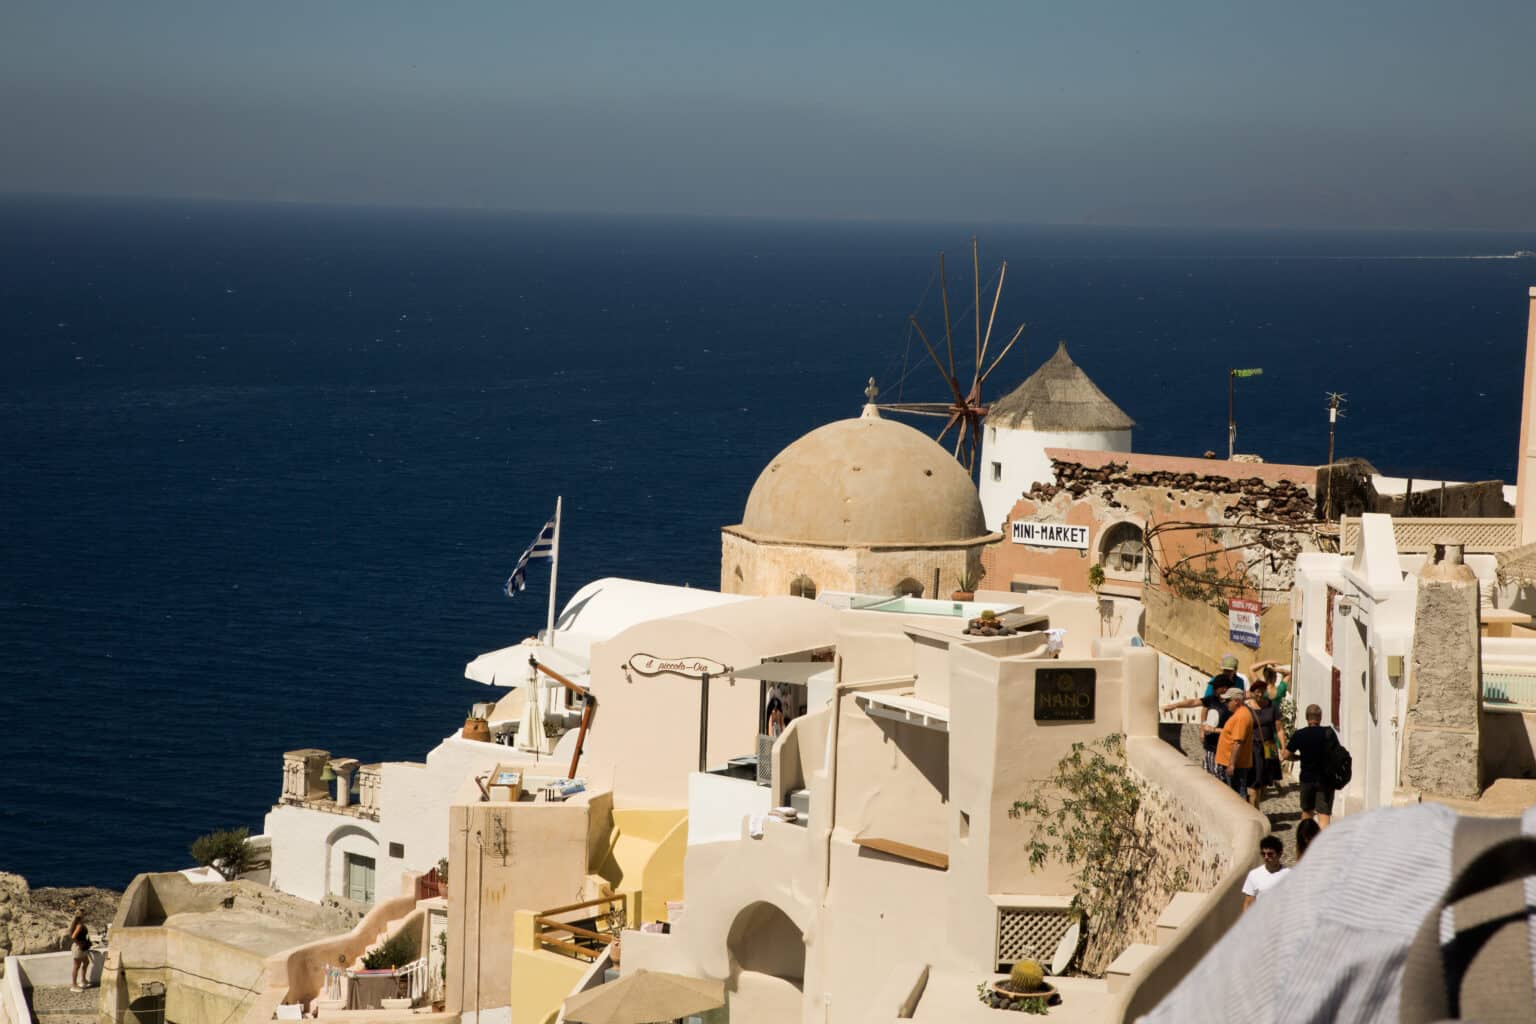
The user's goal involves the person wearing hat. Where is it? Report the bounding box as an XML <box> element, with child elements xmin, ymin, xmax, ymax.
<box><xmin>1161</xmin><ymin>654</ymin><xmax>1250</xmax><ymax>714</ymax></box>
<box><xmin>1213</xmin><ymin>686</ymin><xmax>1256</xmax><ymax>797</ymax></box>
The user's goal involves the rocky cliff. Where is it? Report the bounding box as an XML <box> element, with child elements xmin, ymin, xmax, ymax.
<box><xmin>0</xmin><ymin>872</ymin><xmax>120</xmax><ymax>958</ymax></box>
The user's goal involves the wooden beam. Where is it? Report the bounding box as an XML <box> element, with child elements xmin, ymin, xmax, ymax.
<box><xmin>853</xmin><ymin>835</ymin><xmax>949</xmax><ymax>870</ymax></box>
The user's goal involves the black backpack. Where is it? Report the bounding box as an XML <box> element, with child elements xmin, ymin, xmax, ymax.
<box><xmin>1324</xmin><ymin>730</ymin><xmax>1352</xmax><ymax>790</ymax></box>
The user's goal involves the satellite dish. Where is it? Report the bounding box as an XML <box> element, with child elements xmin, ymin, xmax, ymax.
<box><xmin>1051</xmin><ymin>917</ymin><xmax>1082</xmax><ymax>976</ymax></box>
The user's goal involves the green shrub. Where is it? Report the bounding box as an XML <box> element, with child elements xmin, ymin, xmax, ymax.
<box><xmin>362</xmin><ymin>929</ymin><xmax>418</xmax><ymax>970</ymax></box>
<box><xmin>190</xmin><ymin>827</ymin><xmax>253</xmax><ymax>881</ymax></box>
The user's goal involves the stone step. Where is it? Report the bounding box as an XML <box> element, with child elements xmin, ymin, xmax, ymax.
<box><xmin>30</xmin><ymin>986</ymin><xmax>99</xmax><ymax>1015</ymax></box>
<box><xmin>35</xmin><ymin>1013</ymin><xmax>96</xmax><ymax>1024</ymax></box>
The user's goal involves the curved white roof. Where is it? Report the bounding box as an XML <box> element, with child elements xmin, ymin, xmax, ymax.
<box><xmin>466</xmin><ymin>578</ymin><xmax>749</xmax><ymax>686</ymax></box>
<box><xmin>555</xmin><ymin>577</ymin><xmax>749</xmax><ymax>638</ymax></box>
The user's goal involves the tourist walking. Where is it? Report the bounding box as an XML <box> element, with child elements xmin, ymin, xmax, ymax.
<box><xmin>69</xmin><ymin>911</ymin><xmax>91</xmax><ymax>991</ymax></box>
<box><xmin>1213</xmin><ymin>687</ymin><xmax>1254</xmax><ymax>798</ymax></box>
<box><xmin>1200</xmin><ymin>693</ymin><xmax>1232</xmax><ymax>776</ymax></box>
<box><xmin>1249</xmin><ymin>659</ymin><xmax>1291</xmax><ymax>704</ymax></box>
<box><xmin>1241</xmin><ymin>836</ymin><xmax>1290</xmax><ymax>912</ymax></box>
<box><xmin>1247</xmin><ymin>680</ymin><xmax>1285</xmax><ymax>807</ymax></box>
<box><xmin>1295</xmin><ymin>818</ymin><xmax>1321</xmax><ymax>859</ymax></box>
<box><xmin>1161</xmin><ymin>653</ymin><xmax>1249</xmax><ymax>713</ymax></box>
<box><xmin>1284</xmin><ymin>704</ymin><xmax>1339</xmax><ymax>829</ymax></box>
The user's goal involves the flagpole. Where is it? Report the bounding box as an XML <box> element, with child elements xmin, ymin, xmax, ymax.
<box><xmin>545</xmin><ymin>495</ymin><xmax>562</xmax><ymax>643</ymax></box>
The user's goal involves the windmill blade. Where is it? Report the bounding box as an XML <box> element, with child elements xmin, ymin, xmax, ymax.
<box><xmin>909</xmin><ymin>318</ymin><xmax>968</xmax><ymax>406</ymax></box>
<box><xmin>972</xmin><ymin>237</ymin><xmax>982</xmax><ymax>375</ymax></box>
<box><xmin>876</xmin><ymin>405</ymin><xmax>953</xmax><ymax>418</ymax></box>
<box><xmin>978</xmin><ymin>259</ymin><xmax>1007</xmax><ymax>372</ymax></box>
<box><xmin>938</xmin><ymin>251</ymin><xmax>957</xmax><ymax>381</ymax></box>
<box><xmin>979</xmin><ymin>322</ymin><xmax>1027</xmax><ymax>386</ymax></box>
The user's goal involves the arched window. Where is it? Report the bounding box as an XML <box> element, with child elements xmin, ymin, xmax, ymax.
<box><xmin>892</xmin><ymin>577</ymin><xmax>924</xmax><ymax>597</ymax></box>
<box><xmin>789</xmin><ymin>575</ymin><xmax>818</xmax><ymax>600</ymax></box>
<box><xmin>1100</xmin><ymin>522</ymin><xmax>1146</xmax><ymax>577</ymax></box>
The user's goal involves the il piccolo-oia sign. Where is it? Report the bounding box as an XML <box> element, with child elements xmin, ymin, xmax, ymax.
<box><xmin>627</xmin><ymin>653</ymin><xmax>730</xmax><ymax>678</ymax></box>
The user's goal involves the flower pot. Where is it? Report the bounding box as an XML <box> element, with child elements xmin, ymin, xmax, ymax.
<box><xmin>987</xmin><ymin>979</ymin><xmax>1057</xmax><ymax>1010</ymax></box>
<box><xmin>953</xmin><ymin>590</ymin><xmax>975</xmax><ymax>602</ymax></box>
<box><xmin>461</xmin><ymin>717</ymin><xmax>491</xmax><ymax>742</ymax></box>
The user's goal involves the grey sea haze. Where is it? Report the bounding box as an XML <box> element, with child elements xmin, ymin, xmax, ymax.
<box><xmin>1</xmin><ymin>195</ymin><xmax>1532</xmax><ymax>889</ymax></box>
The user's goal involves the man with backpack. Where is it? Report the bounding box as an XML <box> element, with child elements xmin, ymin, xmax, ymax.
<box><xmin>1284</xmin><ymin>703</ymin><xmax>1351</xmax><ymax>828</ymax></box>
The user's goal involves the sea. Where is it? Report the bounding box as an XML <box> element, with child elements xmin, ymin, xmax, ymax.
<box><xmin>2</xmin><ymin>194</ymin><xmax>1532</xmax><ymax>890</ymax></box>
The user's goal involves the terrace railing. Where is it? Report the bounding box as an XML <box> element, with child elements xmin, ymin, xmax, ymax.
<box><xmin>1483</xmin><ymin>666</ymin><xmax>1536</xmax><ymax>711</ymax></box>
<box><xmin>532</xmin><ymin>894</ymin><xmax>629</xmax><ymax>963</ymax></box>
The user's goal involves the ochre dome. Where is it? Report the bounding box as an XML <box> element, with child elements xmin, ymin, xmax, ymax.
<box><xmin>736</xmin><ymin>412</ymin><xmax>992</xmax><ymax>546</ymax></box>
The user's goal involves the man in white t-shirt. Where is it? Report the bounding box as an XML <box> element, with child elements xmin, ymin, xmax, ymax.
<box><xmin>1241</xmin><ymin>835</ymin><xmax>1289</xmax><ymax>912</ymax></box>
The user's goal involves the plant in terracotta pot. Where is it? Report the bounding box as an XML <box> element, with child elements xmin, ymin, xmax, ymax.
<box><xmin>953</xmin><ymin>565</ymin><xmax>984</xmax><ymax>601</ymax></box>
<box><xmin>981</xmin><ymin>958</ymin><xmax>1054</xmax><ymax>1012</ymax></box>
<box><xmin>461</xmin><ymin>708</ymin><xmax>491</xmax><ymax>742</ymax></box>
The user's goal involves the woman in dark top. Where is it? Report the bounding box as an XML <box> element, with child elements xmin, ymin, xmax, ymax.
<box><xmin>1247</xmin><ymin>681</ymin><xmax>1285</xmax><ymax>807</ymax></box>
<box><xmin>69</xmin><ymin>911</ymin><xmax>91</xmax><ymax>991</ymax></box>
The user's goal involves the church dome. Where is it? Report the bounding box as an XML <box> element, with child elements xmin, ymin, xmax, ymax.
<box><xmin>736</xmin><ymin>408</ymin><xmax>993</xmax><ymax>547</ymax></box>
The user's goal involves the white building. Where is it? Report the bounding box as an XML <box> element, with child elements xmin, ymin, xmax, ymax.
<box><xmin>978</xmin><ymin>341</ymin><xmax>1134</xmax><ymax>532</ymax></box>
<box><xmin>262</xmin><ymin>578</ymin><xmax>747</xmax><ymax>906</ymax></box>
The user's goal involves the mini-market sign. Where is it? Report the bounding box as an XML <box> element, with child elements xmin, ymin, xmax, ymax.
<box><xmin>1010</xmin><ymin>520</ymin><xmax>1090</xmax><ymax>550</ymax></box>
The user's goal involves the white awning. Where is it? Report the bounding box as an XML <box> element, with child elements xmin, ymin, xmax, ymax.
<box><xmin>465</xmin><ymin>641</ymin><xmax>588</xmax><ymax>687</ymax></box>
<box><xmin>855</xmin><ymin>692</ymin><xmax>950</xmax><ymax>732</ymax></box>
<box><xmin>732</xmin><ymin>661</ymin><xmax>829</xmax><ymax>685</ymax></box>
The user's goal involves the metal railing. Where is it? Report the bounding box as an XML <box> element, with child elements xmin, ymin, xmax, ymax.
<box><xmin>533</xmin><ymin>894</ymin><xmax>628</xmax><ymax>962</ymax></box>
<box><xmin>1483</xmin><ymin>666</ymin><xmax>1536</xmax><ymax>711</ymax></box>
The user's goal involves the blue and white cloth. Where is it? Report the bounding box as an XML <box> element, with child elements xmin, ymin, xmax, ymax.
<box><xmin>1137</xmin><ymin>802</ymin><xmax>1536</xmax><ymax>1023</ymax></box>
<box><xmin>504</xmin><ymin>515</ymin><xmax>555</xmax><ymax>596</ymax></box>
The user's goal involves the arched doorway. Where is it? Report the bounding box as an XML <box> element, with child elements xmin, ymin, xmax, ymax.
<box><xmin>726</xmin><ymin>902</ymin><xmax>804</xmax><ymax>1024</ymax></box>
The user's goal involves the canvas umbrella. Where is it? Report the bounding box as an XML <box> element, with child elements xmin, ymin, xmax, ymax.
<box><xmin>560</xmin><ymin>969</ymin><xmax>724</xmax><ymax>1024</ymax></box>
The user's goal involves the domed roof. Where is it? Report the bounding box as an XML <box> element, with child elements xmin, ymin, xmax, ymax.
<box><xmin>734</xmin><ymin>407</ymin><xmax>993</xmax><ymax>547</ymax></box>
<box><xmin>987</xmin><ymin>341</ymin><xmax>1134</xmax><ymax>432</ymax></box>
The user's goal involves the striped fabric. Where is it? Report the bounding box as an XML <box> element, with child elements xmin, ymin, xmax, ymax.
<box><xmin>503</xmin><ymin>516</ymin><xmax>555</xmax><ymax>597</ymax></box>
<box><xmin>1137</xmin><ymin>803</ymin><xmax>1536</xmax><ymax>1023</ymax></box>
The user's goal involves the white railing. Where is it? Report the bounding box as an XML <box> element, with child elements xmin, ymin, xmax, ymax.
<box><xmin>1483</xmin><ymin>666</ymin><xmax>1536</xmax><ymax>710</ymax></box>
<box><xmin>322</xmin><ymin>965</ymin><xmax>347</xmax><ymax>1003</ymax></box>
<box><xmin>397</xmin><ymin>957</ymin><xmax>430</xmax><ymax>1005</ymax></box>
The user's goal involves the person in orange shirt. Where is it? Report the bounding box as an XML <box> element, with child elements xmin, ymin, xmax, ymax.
<box><xmin>1213</xmin><ymin>687</ymin><xmax>1255</xmax><ymax>799</ymax></box>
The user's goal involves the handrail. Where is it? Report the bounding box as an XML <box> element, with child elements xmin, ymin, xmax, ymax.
<box><xmin>534</xmin><ymin>893</ymin><xmax>625</xmax><ymax>918</ymax></box>
<box><xmin>532</xmin><ymin>893</ymin><xmax>627</xmax><ymax>962</ymax></box>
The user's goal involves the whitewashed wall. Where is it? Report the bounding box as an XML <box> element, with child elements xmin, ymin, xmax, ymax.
<box><xmin>978</xmin><ymin>425</ymin><xmax>1131</xmax><ymax>532</ymax></box>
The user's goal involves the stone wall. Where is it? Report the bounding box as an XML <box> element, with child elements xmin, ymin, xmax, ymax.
<box><xmin>720</xmin><ymin>529</ymin><xmax>984</xmax><ymax>599</ymax></box>
<box><xmin>1079</xmin><ymin>765</ymin><xmax>1229</xmax><ymax>977</ymax></box>
<box><xmin>984</xmin><ymin>455</ymin><xmax>1321</xmax><ymax>599</ymax></box>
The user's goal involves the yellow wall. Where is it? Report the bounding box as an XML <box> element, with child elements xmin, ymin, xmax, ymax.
<box><xmin>508</xmin><ymin>911</ymin><xmax>594</xmax><ymax>1024</ymax></box>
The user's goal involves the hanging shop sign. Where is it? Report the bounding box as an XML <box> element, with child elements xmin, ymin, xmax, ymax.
<box><xmin>1228</xmin><ymin>597</ymin><xmax>1262</xmax><ymax>649</ymax></box>
<box><xmin>627</xmin><ymin>653</ymin><xmax>729</xmax><ymax>678</ymax></box>
<box><xmin>1010</xmin><ymin>520</ymin><xmax>1090</xmax><ymax>550</ymax></box>
<box><xmin>1034</xmin><ymin>667</ymin><xmax>1097</xmax><ymax>722</ymax></box>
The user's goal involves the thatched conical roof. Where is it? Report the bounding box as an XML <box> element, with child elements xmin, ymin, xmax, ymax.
<box><xmin>986</xmin><ymin>341</ymin><xmax>1134</xmax><ymax>432</ymax></box>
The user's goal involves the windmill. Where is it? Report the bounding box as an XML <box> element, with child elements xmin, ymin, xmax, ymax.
<box><xmin>876</xmin><ymin>237</ymin><xmax>1027</xmax><ymax>476</ymax></box>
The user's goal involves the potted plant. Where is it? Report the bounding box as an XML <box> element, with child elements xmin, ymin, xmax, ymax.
<box><xmin>982</xmin><ymin>959</ymin><xmax>1056</xmax><ymax>1012</ymax></box>
<box><xmin>461</xmin><ymin>708</ymin><xmax>491</xmax><ymax>742</ymax></box>
<box><xmin>953</xmin><ymin>565</ymin><xmax>984</xmax><ymax>601</ymax></box>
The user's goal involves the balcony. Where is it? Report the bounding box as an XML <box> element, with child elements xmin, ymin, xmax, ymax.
<box><xmin>533</xmin><ymin>894</ymin><xmax>629</xmax><ymax>963</ymax></box>
<box><xmin>279</xmin><ymin>749</ymin><xmax>382</xmax><ymax>821</ymax></box>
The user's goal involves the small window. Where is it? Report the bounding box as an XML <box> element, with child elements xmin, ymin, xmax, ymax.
<box><xmin>388</xmin><ymin>842</ymin><xmax>405</xmax><ymax>859</ymax></box>
<box><xmin>1101</xmin><ymin>522</ymin><xmax>1146</xmax><ymax>577</ymax></box>
<box><xmin>893</xmin><ymin>577</ymin><xmax>924</xmax><ymax>597</ymax></box>
<box><xmin>991</xmin><ymin>461</ymin><xmax>1002</xmax><ymax>482</ymax></box>
<box><xmin>789</xmin><ymin>575</ymin><xmax>818</xmax><ymax>600</ymax></box>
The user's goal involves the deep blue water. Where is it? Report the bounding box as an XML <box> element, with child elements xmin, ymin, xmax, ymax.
<box><xmin>2</xmin><ymin>195</ymin><xmax>1532</xmax><ymax>889</ymax></box>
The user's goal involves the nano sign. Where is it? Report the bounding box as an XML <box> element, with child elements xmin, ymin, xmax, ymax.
<box><xmin>1034</xmin><ymin>667</ymin><xmax>1097</xmax><ymax>722</ymax></box>
<box><xmin>1010</xmin><ymin>520</ymin><xmax>1090</xmax><ymax>550</ymax></box>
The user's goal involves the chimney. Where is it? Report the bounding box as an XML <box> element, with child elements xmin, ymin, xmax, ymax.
<box><xmin>1516</xmin><ymin>288</ymin><xmax>1536</xmax><ymax>543</ymax></box>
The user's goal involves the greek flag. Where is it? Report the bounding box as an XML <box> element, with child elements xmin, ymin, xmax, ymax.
<box><xmin>504</xmin><ymin>515</ymin><xmax>556</xmax><ymax>597</ymax></box>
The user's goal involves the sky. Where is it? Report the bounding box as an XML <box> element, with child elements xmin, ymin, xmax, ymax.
<box><xmin>2</xmin><ymin>1</ymin><xmax>1535</xmax><ymax>230</ymax></box>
